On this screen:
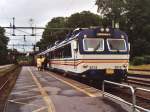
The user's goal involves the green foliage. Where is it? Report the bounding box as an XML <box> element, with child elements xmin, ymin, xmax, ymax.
<box><xmin>131</xmin><ymin>39</ymin><xmax>150</xmax><ymax>56</ymax></box>
<box><xmin>66</xmin><ymin>11</ymin><xmax>102</xmax><ymax>27</ymax></box>
<box><xmin>0</xmin><ymin>27</ymin><xmax>9</xmax><ymax>65</ymax></box>
<box><xmin>132</xmin><ymin>55</ymin><xmax>150</xmax><ymax>65</ymax></box>
<box><xmin>36</xmin><ymin>17</ymin><xmax>68</xmax><ymax>50</ymax></box>
<box><xmin>132</xmin><ymin>57</ymin><xmax>145</xmax><ymax>65</ymax></box>
<box><xmin>96</xmin><ymin>0</ymin><xmax>127</xmax><ymax>23</ymax></box>
<box><xmin>144</xmin><ymin>56</ymin><xmax>150</xmax><ymax>64</ymax></box>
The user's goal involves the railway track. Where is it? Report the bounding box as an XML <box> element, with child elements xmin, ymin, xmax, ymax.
<box><xmin>0</xmin><ymin>65</ymin><xmax>17</xmax><ymax>89</ymax></box>
<box><xmin>127</xmin><ymin>77</ymin><xmax>150</xmax><ymax>87</ymax></box>
<box><xmin>0</xmin><ymin>65</ymin><xmax>21</xmax><ymax>112</ymax></box>
<box><xmin>127</xmin><ymin>70</ymin><xmax>150</xmax><ymax>87</ymax></box>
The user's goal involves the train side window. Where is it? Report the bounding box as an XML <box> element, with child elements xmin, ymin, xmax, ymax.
<box><xmin>52</xmin><ymin>51</ymin><xmax>55</xmax><ymax>59</ymax></box>
<box><xmin>49</xmin><ymin>52</ymin><xmax>51</xmax><ymax>59</ymax></box>
<box><xmin>50</xmin><ymin>44</ymin><xmax>72</xmax><ymax>59</ymax></box>
<box><xmin>63</xmin><ymin>44</ymin><xmax>72</xmax><ymax>58</ymax></box>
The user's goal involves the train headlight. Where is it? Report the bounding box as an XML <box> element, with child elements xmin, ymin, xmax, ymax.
<box><xmin>83</xmin><ymin>65</ymin><xmax>88</xmax><ymax>68</ymax></box>
<box><xmin>121</xmin><ymin>35</ymin><xmax>124</xmax><ymax>38</ymax></box>
<box><xmin>105</xmin><ymin>28</ymin><xmax>110</xmax><ymax>32</ymax></box>
<box><xmin>123</xmin><ymin>64</ymin><xmax>127</xmax><ymax>68</ymax></box>
<box><xmin>84</xmin><ymin>35</ymin><xmax>87</xmax><ymax>38</ymax></box>
<box><xmin>100</xmin><ymin>28</ymin><xmax>104</xmax><ymax>32</ymax></box>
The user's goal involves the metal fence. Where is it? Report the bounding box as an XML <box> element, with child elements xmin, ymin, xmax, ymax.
<box><xmin>102</xmin><ymin>80</ymin><xmax>150</xmax><ymax>112</ymax></box>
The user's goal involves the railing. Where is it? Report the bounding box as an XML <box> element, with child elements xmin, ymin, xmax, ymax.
<box><xmin>102</xmin><ymin>80</ymin><xmax>150</xmax><ymax>112</ymax></box>
<box><xmin>134</xmin><ymin>88</ymin><xmax>150</xmax><ymax>112</ymax></box>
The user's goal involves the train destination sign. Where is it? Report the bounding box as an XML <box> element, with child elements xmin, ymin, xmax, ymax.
<box><xmin>97</xmin><ymin>33</ymin><xmax>111</xmax><ymax>37</ymax></box>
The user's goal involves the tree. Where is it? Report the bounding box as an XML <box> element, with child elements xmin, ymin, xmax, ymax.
<box><xmin>96</xmin><ymin>0</ymin><xmax>150</xmax><ymax>57</ymax></box>
<box><xmin>0</xmin><ymin>27</ymin><xmax>9</xmax><ymax>65</ymax></box>
<box><xmin>66</xmin><ymin>11</ymin><xmax>102</xmax><ymax>28</ymax></box>
<box><xmin>96</xmin><ymin>0</ymin><xmax>127</xmax><ymax>25</ymax></box>
<box><xmin>36</xmin><ymin>11</ymin><xmax>102</xmax><ymax>50</ymax></box>
<box><xmin>36</xmin><ymin>17</ymin><xmax>67</xmax><ymax>51</ymax></box>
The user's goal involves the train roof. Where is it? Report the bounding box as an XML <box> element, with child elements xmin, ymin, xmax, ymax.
<box><xmin>38</xmin><ymin>27</ymin><xmax>128</xmax><ymax>55</ymax></box>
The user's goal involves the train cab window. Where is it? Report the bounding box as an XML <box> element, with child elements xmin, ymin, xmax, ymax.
<box><xmin>83</xmin><ymin>38</ymin><xmax>104</xmax><ymax>52</ymax></box>
<box><xmin>107</xmin><ymin>39</ymin><xmax>127</xmax><ymax>51</ymax></box>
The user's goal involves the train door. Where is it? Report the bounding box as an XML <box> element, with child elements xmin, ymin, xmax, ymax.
<box><xmin>48</xmin><ymin>52</ymin><xmax>52</xmax><ymax>69</ymax></box>
<box><xmin>72</xmin><ymin>40</ymin><xmax>78</xmax><ymax>70</ymax></box>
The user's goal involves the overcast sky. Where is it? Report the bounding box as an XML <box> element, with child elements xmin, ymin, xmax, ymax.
<box><xmin>0</xmin><ymin>0</ymin><xmax>98</xmax><ymax>52</ymax></box>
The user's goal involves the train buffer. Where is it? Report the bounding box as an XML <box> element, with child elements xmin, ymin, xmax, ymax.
<box><xmin>4</xmin><ymin>67</ymin><xmax>134</xmax><ymax>112</ymax></box>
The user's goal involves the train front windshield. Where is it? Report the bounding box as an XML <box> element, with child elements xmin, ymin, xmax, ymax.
<box><xmin>107</xmin><ymin>39</ymin><xmax>127</xmax><ymax>51</ymax></box>
<box><xmin>83</xmin><ymin>38</ymin><xmax>104</xmax><ymax>52</ymax></box>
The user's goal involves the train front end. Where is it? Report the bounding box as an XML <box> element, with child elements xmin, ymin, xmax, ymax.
<box><xmin>76</xmin><ymin>27</ymin><xmax>129</xmax><ymax>82</ymax></box>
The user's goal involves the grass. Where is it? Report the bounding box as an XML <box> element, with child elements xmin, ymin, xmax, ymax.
<box><xmin>129</xmin><ymin>64</ymin><xmax>150</xmax><ymax>70</ymax></box>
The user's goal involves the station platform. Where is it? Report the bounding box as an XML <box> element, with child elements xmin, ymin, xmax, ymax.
<box><xmin>4</xmin><ymin>67</ymin><xmax>132</xmax><ymax>112</ymax></box>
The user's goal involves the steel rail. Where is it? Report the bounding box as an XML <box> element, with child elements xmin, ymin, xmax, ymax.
<box><xmin>127</xmin><ymin>78</ymin><xmax>150</xmax><ymax>87</ymax></box>
<box><xmin>0</xmin><ymin>79</ymin><xmax>9</xmax><ymax>91</ymax></box>
<box><xmin>134</xmin><ymin>87</ymin><xmax>150</xmax><ymax>112</ymax></box>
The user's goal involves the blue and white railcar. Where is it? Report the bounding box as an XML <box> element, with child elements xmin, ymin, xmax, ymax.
<box><xmin>39</xmin><ymin>27</ymin><xmax>130</xmax><ymax>82</ymax></box>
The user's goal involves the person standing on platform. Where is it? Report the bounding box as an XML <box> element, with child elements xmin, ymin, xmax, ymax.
<box><xmin>41</xmin><ymin>55</ymin><xmax>45</xmax><ymax>71</ymax></box>
<box><xmin>37</xmin><ymin>55</ymin><xmax>42</xmax><ymax>71</ymax></box>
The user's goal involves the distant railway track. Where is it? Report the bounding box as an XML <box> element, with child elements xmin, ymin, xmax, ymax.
<box><xmin>127</xmin><ymin>77</ymin><xmax>150</xmax><ymax>87</ymax></box>
<box><xmin>0</xmin><ymin>65</ymin><xmax>18</xmax><ymax>93</ymax></box>
<box><xmin>129</xmin><ymin>69</ymin><xmax>150</xmax><ymax>72</ymax></box>
<box><xmin>127</xmin><ymin>70</ymin><xmax>150</xmax><ymax>87</ymax></box>
<box><xmin>128</xmin><ymin>70</ymin><xmax>150</xmax><ymax>77</ymax></box>
<box><xmin>0</xmin><ymin>65</ymin><xmax>21</xmax><ymax>112</ymax></box>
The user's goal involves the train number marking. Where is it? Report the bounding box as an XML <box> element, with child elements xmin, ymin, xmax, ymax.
<box><xmin>89</xmin><ymin>66</ymin><xmax>97</xmax><ymax>69</ymax></box>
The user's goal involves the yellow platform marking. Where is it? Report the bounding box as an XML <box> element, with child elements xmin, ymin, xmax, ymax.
<box><xmin>46</xmin><ymin>72</ymin><xmax>102</xmax><ymax>97</ymax></box>
<box><xmin>12</xmin><ymin>88</ymin><xmax>41</xmax><ymax>95</ymax></box>
<box><xmin>32</xmin><ymin>107</ymin><xmax>47</xmax><ymax>112</ymax></box>
<box><xmin>16</xmin><ymin>85</ymin><xmax>37</xmax><ymax>88</ymax></box>
<box><xmin>28</xmin><ymin>68</ymin><xmax>55</xmax><ymax>112</ymax></box>
<box><xmin>8</xmin><ymin>100</ymin><xmax>40</xmax><ymax>107</ymax></box>
<box><xmin>12</xmin><ymin>95</ymin><xmax>41</xmax><ymax>101</ymax></box>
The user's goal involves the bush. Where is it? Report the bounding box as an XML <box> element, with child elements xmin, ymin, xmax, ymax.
<box><xmin>131</xmin><ymin>56</ymin><xmax>150</xmax><ymax>65</ymax></box>
<box><xmin>144</xmin><ymin>56</ymin><xmax>150</xmax><ymax>64</ymax></box>
<box><xmin>132</xmin><ymin>57</ymin><xmax>145</xmax><ymax>65</ymax></box>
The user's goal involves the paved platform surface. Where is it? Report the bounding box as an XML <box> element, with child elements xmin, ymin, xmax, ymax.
<box><xmin>5</xmin><ymin>67</ymin><xmax>130</xmax><ymax>112</ymax></box>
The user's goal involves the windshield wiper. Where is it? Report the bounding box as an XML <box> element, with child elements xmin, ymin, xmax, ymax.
<box><xmin>94</xmin><ymin>42</ymin><xmax>101</xmax><ymax>51</ymax></box>
<box><xmin>116</xmin><ymin>49</ymin><xmax>120</xmax><ymax>53</ymax></box>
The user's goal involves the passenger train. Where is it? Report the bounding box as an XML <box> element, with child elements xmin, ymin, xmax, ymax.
<box><xmin>38</xmin><ymin>27</ymin><xmax>130</xmax><ymax>82</ymax></box>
